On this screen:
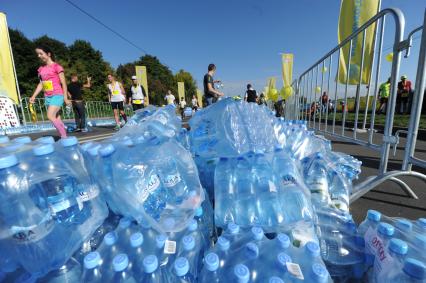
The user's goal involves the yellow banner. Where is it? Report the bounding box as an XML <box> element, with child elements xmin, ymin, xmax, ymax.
<box><xmin>177</xmin><ymin>82</ymin><xmax>185</xmax><ymax>103</ymax></box>
<box><xmin>338</xmin><ymin>0</ymin><xmax>379</xmax><ymax>85</ymax></box>
<box><xmin>196</xmin><ymin>89</ymin><xmax>203</xmax><ymax>108</ymax></box>
<box><xmin>281</xmin><ymin>53</ymin><xmax>293</xmax><ymax>87</ymax></box>
<box><xmin>0</xmin><ymin>13</ymin><xmax>19</xmax><ymax>104</ymax></box>
<box><xmin>135</xmin><ymin>66</ymin><xmax>149</xmax><ymax>105</ymax></box>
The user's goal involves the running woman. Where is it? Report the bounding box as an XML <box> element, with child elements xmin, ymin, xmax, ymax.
<box><xmin>30</xmin><ymin>45</ymin><xmax>70</xmax><ymax>138</ymax></box>
<box><xmin>107</xmin><ymin>74</ymin><xmax>127</xmax><ymax>130</ymax></box>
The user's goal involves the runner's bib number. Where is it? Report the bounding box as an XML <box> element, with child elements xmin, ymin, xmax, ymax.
<box><xmin>112</xmin><ymin>90</ymin><xmax>120</xmax><ymax>95</ymax></box>
<box><xmin>42</xmin><ymin>81</ymin><xmax>53</xmax><ymax>91</ymax></box>
<box><xmin>133</xmin><ymin>99</ymin><xmax>142</xmax><ymax>104</ymax></box>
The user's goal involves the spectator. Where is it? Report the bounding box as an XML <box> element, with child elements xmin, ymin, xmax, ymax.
<box><xmin>397</xmin><ymin>75</ymin><xmax>413</xmax><ymax>114</ymax></box>
<box><xmin>244</xmin><ymin>84</ymin><xmax>258</xmax><ymax>103</ymax></box>
<box><xmin>321</xmin><ymin>91</ymin><xmax>328</xmax><ymax>112</ymax></box>
<box><xmin>67</xmin><ymin>74</ymin><xmax>91</xmax><ymax>132</ymax></box>
<box><xmin>191</xmin><ymin>95</ymin><xmax>199</xmax><ymax>111</ymax></box>
<box><xmin>258</xmin><ymin>92</ymin><xmax>266</xmax><ymax>105</ymax></box>
<box><xmin>107</xmin><ymin>74</ymin><xmax>127</xmax><ymax>131</ymax></box>
<box><xmin>165</xmin><ymin>90</ymin><xmax>176</xmax><ymax>105</ymax></box>
<box><xmin>30</xmin><ymin>45</ymin><xmax>70</xmax><ymax>138</ymax></box>
<box><xmin>129</xmin><ymin>75</ymin><xmax>146</xmax><ymax>111</ymax></box>
<box><xmin>203</xmin><ymin>63</ymin><xmax>224</xmax><ymax>106</ymax></box>
<box><xmin>179</xmin><ymin>97</ymin><xmax>187</xmax><ymax>118</ymax></box>
<box><xmin>377</xmin><ymin>77</ymin><xmax>391</xmax><ymax>115</ymax></box>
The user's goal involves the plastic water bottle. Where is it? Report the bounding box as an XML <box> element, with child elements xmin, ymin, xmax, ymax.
<box><xmin>214</xmin><ymin>236</ymin><xmax>231</xmax><ymax>268</ymax></box>
<box><xmin>194</xmin><ymin>203</ymin><xmax>214</xmax><ymax>248</ymax></box>
<box><xmin>36</xmin><ymin>136</ymin><xmax>55</xmax><ymax>144</ymax></box>
<box><xmin>111</xmin><ymin>254</ymin><xmax>136</xmax><ymax>283</ymax></box>
<box><xmin>214</xmin><ymin>157</ymin><xmax>236</xmax><ymax>225</ymax></box>
<box><xmin>395</xmin><ymin>219</ymin><xmax>413</xmax><ymax>240</ymax></box>
<box><xmin>359</xmin><ymin>210</ymin><xmax>381</xmax><ymax>266</ymax></box>
<box><xmin>81</xmin><ymin>252</ymin><xmax>103</xmax><ymax>283</ymax></box>
<box><xmin>200</xmin><ymin>252</ymin><xmax>220</xmax><ymax>283</ymax></box>
<box><xmin>31</xmin><ymin>143</ymin><xmax>82</xmax><ymax>224</ymax></box>
<box><xmin>116</xmin><ymin>217</ymin><xmax>136</xmax><ymax>248</ymax></box>
<box><xmin>304</xmin><ymin>156</ymin><xmax>331</xmax><ymax>204</ymax></box>
<box><xmin>178</xmin><ymin>235</ymin><xmax>200</xmax><ymax>278</ymax></box>
<box><xmin>309</xmin><ymin>263</ymin><xmax>330</xmax><ymax>283</ymax></box>
<box><xmin>224</xmin><ymin>223</ymin><xmax>242</xmax><ymax>244</ymax></box>
<box><xmin>128</xmin><ymin>232</ymin><xmax>144</xmax><ymax>277</ymax></box>
<box><xmin>377</xmin><ymin>222</ymin><xmax>395</xmax><ymax>247</ymax></box>
<box><xmin>415</xmin><ymin>218</ymin><xmax>426</xmax><ymax>233</ymax></box>
<box><xmin>373</xmin><ymin>238</ymin><xmax>408</xmax><ymax>283</ymax></box>
<box><xmin>155</xmin><ymin>234</ymin><xmax>169</xmax><ymax>267</ymax></box>
<box><xmin>234</xmin><ymin>156</ymin><xmax>257</xmax><ymax>225</ymax></box>
<box><xmin>388</xmin><ymin>238</ymin><xmax>408</xmax><ymax>264</ymax></box>
<box><xmin>387</xmin><ymin>258</ymin><xmax>426</xmax><ymax>282</ymax></box>
<box><xmin>173</xmin><ymin>257</ymin><xmax>195</xmax><ymax>282</ymax></box>
<box><xmin>98</xmin><ymin>232</ymin><xmax>120</xmax><ymax>278</ymax></box>
<box><xmin>252</xmin><ymin>152</ymin><xmax>283</xmax><ymax>227</ymax></box>
<box><xmin>40</xmin><ymin>258</ymin><xmax>81</xmax><ymax>283</ymax></box>
<box><xmin>141</xmin><ymin>255</ymin><xmax>162</xmax><ymax>283</ymax></box>
<box><xmin>233</xmin><ymin>264</ymin><xmax>250</xmax><ymax>283</ymax></box>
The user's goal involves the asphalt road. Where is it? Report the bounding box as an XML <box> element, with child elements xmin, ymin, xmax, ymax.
<box><xmin>15</xmin><ymin>118</ymin><xmax>426</xmax><ymax>224</ymax></box>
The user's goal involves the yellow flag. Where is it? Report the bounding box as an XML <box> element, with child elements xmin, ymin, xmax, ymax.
<box><xmin>135</xmin><ymin>66</ymin><xmax>149</xmax><ymax>105</ymax></box>
<box><xmin>177</xmin><ymin>82</ymin><xmax>185</xmax><ymax>102</ymax></box>
<box><xmin>338</xmin><ymin>0</ymin><xmax>379</xmax><ymax>85</ymax></box>
<box><xmin>281</xmin><ymin>54</ymin><xmax>293</xmax><ymax>87</ymax></box>
<box><xmin>196</xmin><ymin>89</ymin><xmax>203</xmax><ymax>108</ymax></box>
<box><xmin>0</xmin><ymin>13</ymin><xmax>19</xmax><ymax>104</ymax></box>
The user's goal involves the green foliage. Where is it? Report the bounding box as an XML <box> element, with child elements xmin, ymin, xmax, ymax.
<box><xmin>9</xmin><ymin>29</ymin><xmax>196</xmax><ymax>105</ymax></box>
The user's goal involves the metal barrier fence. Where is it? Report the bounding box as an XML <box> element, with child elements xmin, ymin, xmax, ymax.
<box><xmin>286</xmin><ymin>8</ymin><xmax>426</xmax><ymax>203</ymax></box>
<box><xmin>19</xmin><ymin>97</ymin><xmax>134</xmax><ymax>125</ymax></box>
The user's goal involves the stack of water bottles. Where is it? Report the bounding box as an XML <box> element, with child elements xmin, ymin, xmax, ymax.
<box><xmin>357</xmin><ymin>210</ymin><xmax>426</xmax><ymax>282</ymax></box>
<box><xmin>0</xmin><ymin>135</ymin><xmax>108</xmax><ymax>280</ymax></box>
<box><xmin>200</xmin><ymin>222</ymin><xmax>332</xmax><ymax>283</ymax></box>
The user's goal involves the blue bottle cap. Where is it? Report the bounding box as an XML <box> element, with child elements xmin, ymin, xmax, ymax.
<box><xmin>84</xmin><ymin>251</ymin><xmax>101</xmax><ymax>269</ymax></box>
<box><xmin>143</xmin><ymin>255</ymin><xmax>158</xmax><ymax>273</ymax></box>
<box><xmin>219</xmin><ymin>157</ymin><xmax>228</xmax><ymax>161</ymax></box>
<box><xmin>80</xmin><ymin>142</ymin><xmax>93</xmax><ymax>152</ymax></box>
<box><xmin>403</xmin><ymin>258</ymin><xmax>426</xmax><ymax>280</ymax></box>
<box><xmin>269</xmin><ymin>277</ymin><xmax>284</xmax><ymax>283</ymax></box>
<box><xmin>367</xmin><ymin>210</ymin><xmax>381</xmax><ymax>222</ymax></box>
<box><xmin>13</xmin><ymin>136</ymin><xmax>31</xmax><ymax>144</ymax></box>
<box><xmin>174</xmin><ymin>257</ymin><xmax>190</xmax><ymax>277</ymax></box>
<box><xmin>389</xmin><ymin>238</ymin><xmax>408</xmax><ymax>255</ymax></box>
<box><xmin>36</xmin><ymin>136</ymin><xmax>55</xmax><ymax>144</ymax></box>
<box><xmin>414</xmin><ymin>235</ymin><xmax>426</xmax><ymax>249</ymax></box>
<box><xmin>0</xmin><ymin>154</ymin><xmax>18</xmax><ymax>169</ymax></box>
<box><xmin>312</xmin><ymin>263</ymin><xmax>329</xmax><ymax>282</ymax></box>
<box><xmin>277</xmin><ymin>233</ymin><xmax>290</xmax><ymax>249</ymax></box>
<box><xmin>187</xmin><ymin>219</ymin><xmax>198</xmax><ymax>232</ymax></box>
<box><xmin>227</xmin><ymin>223</ymin><xmax>240</xmax><ymax>235</ymax></box>
<box><xmin>33</xmin><ymin>143</ymin><xmax>54</xmax><ymax>156</ymax></box>
<box><xmin>417</xmin><ymin>218</ymin><xmax>426</xmax><ymax>229</ymax></box>
<box><xmin>104</xmin><ymin>232</ymin><xmax>118</xmax><ymax>246</ymax></box>
<box><xmin>130</xmin><ymin>232</ymin><xmax>144</xmax><ymax>247</ymax></box>
<box><xmin>233</xmin><ymin>264</ymin><xmax>250</xmax><ymax>283</ymax></box>
<box><xmin>182</xmin><ymin>235</ymin><xmax>195</xmax><ymax>251</ymax></box>
<box><xmin>251</xmin><ymin>227</ymin><xmax>264</xmax><ymax>241</ymax></box>
<box><xmin>99</xmin><ymin>144</ymin><xmax>115</xmax><ymax>157</ymax></box>
<box><xmin>305</xmin><ymin>241</ymin><xmax>320</xmax><ymax>257</ymax></box>
<box><xmin>378</xmin><ymin>222</ymin><xmax>395</xmax><ymax>237</ymax></box>
<box><xmin>156</xmin><ymin>234</ymin><xmax>167</xmax><ymax>248</ymax></box>
<box><xmin>245</xmin><ymin>242</ymin><xmax>259</xmax><ymax>258</ymax></box>
<box><xmin>87</xmin><ymin>144</ymin><xmax>101</xmax><ymax>157</ymax></box>
<box><xmin>204</xmin><ymin>252</ymin><xmax>219</xmax><ymax>272</ymax></box>
<box><xmin>112</xmin><ymin>254</ymin><xmax>129</xmax><ymax>272</ymax></box>
<box><xmin>194</xmin><ymin>206</ymin><xmax>203</xmax><ymax>217</ymax></box>
<box><xmin>60</xmin><ymin>136</ymin><xmax>78</xmax><ymax>147</ymax></box>
<box><xmin>277</xmin><ymin>252</ymin><xmax>292</xmax><ymax>266</ymax></box>
<box><xmin>0</xmin><ymin>135</ymin><xmax>9</xmax><ymax>143</ymax></box>
<box><xmin>395</xmin><ymin>219</ymin><xmax>412</xmax><ymax>232</ymax></box>
<box><xmin>118</xmin><ymin>217</ymin><xmax>132</xmax><ymax>229</ymax></box>
<box><xmin>217</xmin><ymin>236</ymin><xmax>230</xmax><ymax>251</ymax></box>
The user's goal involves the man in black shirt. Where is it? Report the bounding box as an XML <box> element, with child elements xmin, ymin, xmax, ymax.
<box><xmin>244</xmin><ymin>84</ymin><xmax>258</xmax><ymax>103</ymax></box>
<box><xmin>203</xmin><ymin>63</ymin><xmax>224</xmax><ymax>106</ymax></box>
<box><xmin>67</xmin><ymin>74</ymin><xmax>91</xmax><ymax>132</ymax></box>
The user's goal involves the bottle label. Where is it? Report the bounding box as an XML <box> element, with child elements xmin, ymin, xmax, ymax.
<box><xmin>364</xmin><ymin>227</ymin><xmax>392</xmax><ymax>274</ymax></box>
<box><xmin>164</xmin><ymin>240</ymin><xmax>176</xmax><ymax>254</ymax></box>
<box><xmin>76</xmin><ymin>185</ymin><xmax>100</xmax><ymax>210</ymax></box>
<box><xmin>286</xmin><ymin>262</ymin><xmax>304</xmax><ymax>280</ymax></box>
<box><xmin>163</xmin><ymin>173</ymin><xmax>181</xmax><ymax>187</ymax></box>
<box><xmin>11</xmin><ymin>215</ymin><xmax>54</xmax><ymax>243</ymax></box>
<box><xmin>140</xmin><ymin>174</ymin><xmax>161</xmax><ymax>202</ymax></box>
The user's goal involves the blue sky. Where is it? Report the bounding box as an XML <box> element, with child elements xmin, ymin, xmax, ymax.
<box><xmin>1</xmin><ymin>0</ymin><xmax>425</xmax><ymax>96</ymax></box>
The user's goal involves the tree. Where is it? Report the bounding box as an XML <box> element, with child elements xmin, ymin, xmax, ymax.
<box><xmin>8</xmin><ymin>29</ymin><xmax>39</xmax><ymax>98</ymax></box>
<box><xmin>174</xmin><ymin>69</ymin><xmax>197</xmax><ymax>103</ymax></box>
